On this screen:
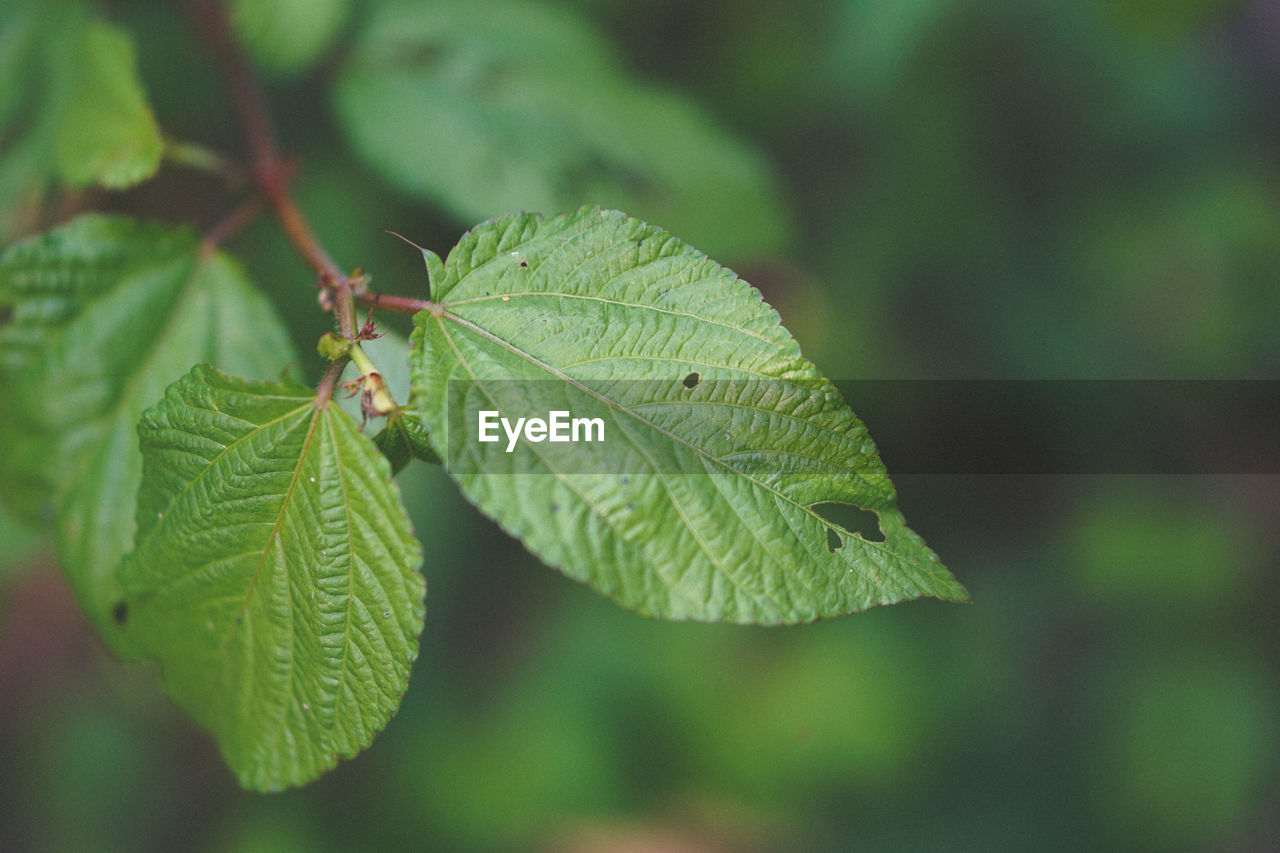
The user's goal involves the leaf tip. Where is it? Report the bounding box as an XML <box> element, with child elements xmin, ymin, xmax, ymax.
<box><xmin>384</xmin><ymin>230</ymin><xmax>444</xmax><ymax>299</ymax></box>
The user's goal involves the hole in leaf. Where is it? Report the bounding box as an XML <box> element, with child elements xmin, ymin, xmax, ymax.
<box><xmin>812</xmin><ymin>502</ymin><xmax>885</xmax><ymax>544</ymax></box>
<box><xmin>112</xmin><ymin>601</ymin><xmax>128</xmax><ymax>625</ymax></box>
<box><xmin>826</xmin><ymin>527</ymin><xmax>843</xmax><ymax>553</ymax></box>
<box><xmin>683</xmin><ymin>372</ymin><xmax>700</xmax><ymax>389</ymax></box>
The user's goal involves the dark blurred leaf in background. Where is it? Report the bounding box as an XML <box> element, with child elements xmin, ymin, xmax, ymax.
<box><xmin>334</xmin><ymin>0</ymin><xmax>791</xmax><ymax>260</ymax></box>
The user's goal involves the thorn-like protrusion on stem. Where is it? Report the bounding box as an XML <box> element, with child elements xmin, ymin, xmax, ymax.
<box><xmin>384</xmin><ymin>230</ymin><xmax>444</xmax><ymax>302</ymax></box>
<box><xmin>384</xmin><ymin>230</ymin><xmax>427</xmax><ymax>253</ymax></box>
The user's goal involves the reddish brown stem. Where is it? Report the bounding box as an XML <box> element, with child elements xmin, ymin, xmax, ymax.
<box><xmin>186</xmin><ymin>0</ymin><xmax>356</xmax><ymax>340</ymax></box>
<box><xmin>201</xmin><ymin>194</ymin><xmax>263</xmax><ymax>253</ymax></box>
<box><xmin>354</xmin><ymin>290</ymin><xmax>433</xmax><ymax>315</ymax></box>
<box><xmin>314</xmin><ymin>359</ymin><xmax>347</xmax><ymax>408</ymax></box>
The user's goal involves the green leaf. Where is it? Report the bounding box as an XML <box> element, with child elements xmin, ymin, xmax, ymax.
<box><xmin>119</xmin><ymin>365</ymin><xmax>425</xmax><ymax>791</ymax></box>
<box><xmin>0</xmin><ymin>215</ymin><xmax>296</xmax><ymax>654</ymax></box>
<box><xmin>372</xmin><ymin>413</ymin><xmax>414</xmax><ymax>474</ymax></box>
<box><xmin>826</xmin><ymin>0</ymin><xmax>960</xmax><ymax>104</ymax></box>
<box><xmin>231</xmin><ymin>0</ymin><xmax>351</xmax><ymax>74</ymax></box>
<box><xmin>334</xmin><ymin>0</ymin><xmax>788</xmax><ymax>260</ymax></box>
<box><xmin>409</xmin><ymin>207</ymin><xmax>966</xmax><ymax>624</ymax></box>
<box><xmin>1</xmin><ymin>3</ymin><xmax>163</xmax><ymax>234</ymax></box>
<box><xmin>374</xmin><ymin>410</ymin><xmax>441</xmax><ymax>473</ymax></box>
<box><xmin>55</xmin><ymin>21</ymin><xmax>163</xmax><ymax>189</ymax></box>
<box><xmin>0</xmin><ymin>0</ymin><xmax>86</xmax><ymax>237</ymax></box>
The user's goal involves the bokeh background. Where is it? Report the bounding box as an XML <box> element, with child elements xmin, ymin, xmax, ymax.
<box><xmin>3</xmin><ymin>0</ymin><xmax>1279</xmax><ymax>850</ymax></box>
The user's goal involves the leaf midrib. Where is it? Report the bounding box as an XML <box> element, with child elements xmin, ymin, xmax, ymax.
<box><xmin>324</xmin><ymin>407</ymin><xmax>360</xmax><ymax>733</ymax></box>
<box><xmin>135</xmin><ymin>399</ymin><xmax>313</xmax><ymax>554</ymax></box>
<box><xmin>225</xmin><ymin>403</ymin><xmax>324</xmax><ymax>646</ymax></box>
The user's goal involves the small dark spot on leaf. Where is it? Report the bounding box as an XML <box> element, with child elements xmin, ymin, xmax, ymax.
<box><xmin>620</xmin><ymin>476</ymin><xmax>629</xmax><ymax>484</ymax></box>
<box><xmin>826</xmin><ymin>528</ymin><xmax>844</xmax><ymax>553</ymax></box>
<box><xmin>519</xmin><ymin>259</ymin><xmax>529</xmax><ymax>268</ymax></box>
<box><xmin>683</xmin><ymin>372</ymin><xmax>700</xmax><ymax>389</ymax></box>
<box><xmin>112</xmin><ymin>601</ymin><xmax>128</xmax><ymax>625</ymax></box>
<box><xmin>0</xmin><ymin>304</ymin><xmax>13</xmax><ymax>326</ymax></box>
<box><xmin>626</xmin><ymin>502</ymin><xmax>634</xmax><ymax>511</ymax></box>
<box><xmin>550</xmin><ymin>503</ymin><xmax>560</xmax><ymax>513</ymax></box>
<box><xmin>235</xmin><ymin>616</ymin><xmax>242</xmax><ymax>625</ymax></box>
<box><xmin>637</xmin><ymin>240</ymin><xmax>644</xmax><ymax>247</ymax></box>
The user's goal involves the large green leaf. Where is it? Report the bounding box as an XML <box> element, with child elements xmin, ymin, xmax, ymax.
<box><xmin>55</xmin><ymin>21</ymin><xmax>163</xmax><ymax>189</ymax></box>
<box><xmin>334</xmin><ymin>0</ymin><xmax>788</xmax><ymax>261</ymax></box>
<box><xmin>119</xmin><ymin>365</ymin><xmax>425</xmax><ymax>791</ymax></box>
<box><xmin>410</xmin><ymin>207</ymin><xmax>966</xmax><ymax>624</ymax></box>
<box><xmin>0</xmin><ymin>215</ymin><xmax>295</xmax><ymax>653</ymax></box>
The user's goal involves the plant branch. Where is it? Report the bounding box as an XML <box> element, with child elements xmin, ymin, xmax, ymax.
<box><xmin>315</xmin><ymin>359</ymin><xmax>349</xmax><ymax>408</ymax></box>
<box><xmin>201</xmin><ymin>194</ymin><xmax>263</xmax><ymax>253</ymax></box>
<box><xmin>353</xmin><ymin>290</ymin><xmax>433</xmax><ymax>315</ymax></box>
<box><xmin>162</xmin><ymin>136</ymin><xmax>246</xmax><ymax>184</ymax></box>
<box><xmin>186</xmin><ymin>0</ymin><xmax>357</xmax><ymax>340</ymax></box>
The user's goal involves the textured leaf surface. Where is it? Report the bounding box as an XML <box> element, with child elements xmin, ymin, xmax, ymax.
<box><xmin>335</xmin><ymin>0</ymin><xmax>788</xmax><ymax>260</ymax></box>
<box><xmin>231</xmin><ymin>0</ymin><xmax>350</xmax><ymax>74</ymax></box>
<box><xmin>410</xmin><ymin>208</ymin><xmax>966</xmax><ymax>624</ymax></box>
<box><xmin>55</xmin><ymin>21</ymin><xmax>162</xmax><ymax>189</ymax></box>
<box><xmin>0</xmin><ymin>215</ymin><xmax>295</xmax><ymax>652</ymax></box>
<box><xmin>119</xmin><ymin>366</ymin><xmax>425</xmax><ymax>791</ymax></box>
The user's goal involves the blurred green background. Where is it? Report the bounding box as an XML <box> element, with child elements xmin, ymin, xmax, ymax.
<box><xmin>2</xmin><ymin>0</ymin><xmax>1279</xmax><ymax>850</ymax></box>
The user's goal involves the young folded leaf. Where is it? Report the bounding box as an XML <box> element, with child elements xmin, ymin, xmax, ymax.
<box><xmin>118</xmin><ymin>365</ymin><xmax>425</xmax><ymax>791</ymax></box>
<box><xmin>410</xmin><ymin>207</ymin><xmax>967</xmax><ymax>624</ymax></box>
